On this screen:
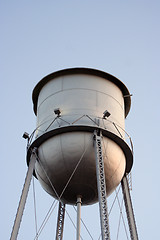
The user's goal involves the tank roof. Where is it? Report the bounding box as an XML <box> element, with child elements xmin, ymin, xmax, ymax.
<box><xmin>32</xmin><ymin>67</ymin><xmax>131</xmax><ymax>117</ymax></box>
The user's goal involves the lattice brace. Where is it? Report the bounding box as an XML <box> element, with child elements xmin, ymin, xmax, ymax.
<box><xmin>56</xmin><ymin>202</ymin><xmax>66</xmax><ymax>240</ymax></box>
<box><xmin>127</xmin><ymin>172</ymin><xmax>132</xmax><ymax>191</ymax></box>
<box><xmin>94</xmin><ymin>131</ymin><xmax>110</xmax><ymax>240</ymax></box>
<box><xmin>10</xmin><ymin>148</ymin><xmax>37</xmax><ymax>240</ymax></box>
<box><xmin>121</xmin><ymin>176</ymin><xmax>139</xmax><ymax>240</ymax></box>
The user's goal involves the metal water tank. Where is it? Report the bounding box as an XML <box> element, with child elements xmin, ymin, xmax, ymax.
<box><xmin>27</xmin><ymin>68</ymin><xmax>133</xmax><ymax>205</ymax></box>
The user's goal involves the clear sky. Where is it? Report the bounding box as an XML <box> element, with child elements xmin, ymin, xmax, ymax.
<box><xmin>1</xmin><ymin>1</ymin><xmax>160</xmax><ymax>239</ymax></box>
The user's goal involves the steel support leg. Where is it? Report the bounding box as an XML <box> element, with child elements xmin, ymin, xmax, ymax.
<box><xmin>76</xmin><ymin>196</ymin><xmax>82</xmax><ymax>240</ymax></box>
<box><xmin>121</xmin><ymin>176</ymin><xmax>139</xmax><ymax>240</ymax></box>
<box><xmin>10</xmin><ymin>148</ymin><xmax>37</xmax><ymax>240</ymax></box>
<box><xmin>56</xmin><ymin>201</ymin><xmax>66</xmax><ymax>240</ymax></box>
<box><xmin>94</xmin><ymin>131</ymin><xmax>110</xmax><ymax>240</ymax></box>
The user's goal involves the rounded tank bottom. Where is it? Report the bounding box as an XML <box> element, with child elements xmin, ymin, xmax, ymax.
<box><xmin>34</xmin><ymin>131</ymin><xmax>127</xmax><ymax>205</ymax></box>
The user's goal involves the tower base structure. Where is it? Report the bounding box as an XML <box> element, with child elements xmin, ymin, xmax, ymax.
<box><xmin>10</xmin><ymin>68</ymin><xmax>139</xmax><ymax>239</ymax></box>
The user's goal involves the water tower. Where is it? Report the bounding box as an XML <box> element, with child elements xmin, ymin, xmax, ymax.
<box><xmin>10</xmin><ymin>68</ymin><xmax>138</xmax><ymax>240</ymax></box>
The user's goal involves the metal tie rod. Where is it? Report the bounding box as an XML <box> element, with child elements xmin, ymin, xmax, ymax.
<box><xmin>94</xmin><ymin>130</ymin><xmax>110</xmax><ymax>240</ymax></box>
<box><xmin>10</xmin><ymin>148</ymin><xmax>37</xmax><ymax>240</ymax></box>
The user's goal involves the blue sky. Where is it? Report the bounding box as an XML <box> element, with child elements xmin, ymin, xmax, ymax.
<box><xmin>1</xmin><ymin>1</ymin><xmax>160</xmax><ymax>239</ymax></box>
